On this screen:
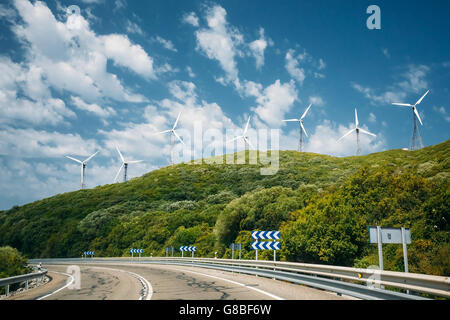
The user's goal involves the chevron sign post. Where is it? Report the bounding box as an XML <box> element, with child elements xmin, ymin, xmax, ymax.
<box><xmin>251</xmin><ymin>241</ymin><xmax>281</xmax><ymax>250</ymax></box>
<box><xmin>83</xmin><ymin>251</ymin><xmax>94</xmax><ymax>258</ymax></box>
<box><xmin>179</xmin><ymin>246</ymin><xmax>197</xmax><ymax>258</ymax></box>
<box><xmin>130</xmin><ymin>248</ymin><xmax>143</xmax><ymax>259</ymax></box>
<box><xmin>251</xmin><ymin>230</ymin><xmax>281</xmax><ymax>261</ymax></box>
<box><xmin>251</xmin><ymin>231</ymin><xmax>280</xmax><ymax>240</ymax></box>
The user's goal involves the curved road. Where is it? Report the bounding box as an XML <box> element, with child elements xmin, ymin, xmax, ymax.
<box><xmin>8</xmin><ymin>263</ymin><xmax>353</xmax><ymax>300</ymax></box>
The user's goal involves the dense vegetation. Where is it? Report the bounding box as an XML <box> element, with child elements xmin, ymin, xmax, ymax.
<box><xmin>0</xmin><ymin>141</ymin><xmax>448</xmax><ymax>276</ymax></box>
<box><xmin>0</xmin><ymin>246</ymin><xmax>30</xmax><ymax>279</ymax></box>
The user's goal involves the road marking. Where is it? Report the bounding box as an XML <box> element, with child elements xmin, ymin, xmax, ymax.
<box><xmin>37</xmin><ymin>271</ymin><xmax>74</xmax><ymax>300</ymax></box>
<box><xmin>174</xmin><ymin>268</ymin><xmax>284</xmax><ymax>300</ymax></box>
<box><xmin>88</xmin><ymin>266</ymin><xmax>153</xmax><ymax>300</ymax></box>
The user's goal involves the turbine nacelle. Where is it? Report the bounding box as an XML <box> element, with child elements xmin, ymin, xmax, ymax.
<box><xmin>65</xmin><ymin>151</ymin><xmax>99</xmax><ymax>189</ymax></box>
<box><xmin>392</xmin><ymin>90</ymin><xmax>429</xmax><ymax>126</ymax></box>
<box><xmin>114</xmin><ymin>146</ymin><xmax>143</xmax><ymax>183</ymax></box>
<box><xmin>227</xmin><ymin>116</ymin><xmax>255</xmax><ymax>150</ymax></box>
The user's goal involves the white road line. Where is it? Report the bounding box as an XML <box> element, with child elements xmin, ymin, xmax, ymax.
<box><xmin>88</xmin><ymin>266</ymin><xmax>153</xmax><ymax>300</ymax></box>
<box><xmin>37</xmin><ymin>271</ymin><xmax>74</xmax><ymax>300</ymax></box>
<box><xmin>175</xmin><ymin>268</ymin><xmax>285</xmax><ymax>300</ymax></box>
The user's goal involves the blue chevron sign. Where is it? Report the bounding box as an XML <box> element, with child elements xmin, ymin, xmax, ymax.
<box><xmin>251</xmin><ymin>241</ymin><xmax>280</xmax><ymax>250</ymax></box>
<box><xmin>84</xmin><ymin>251</ymin><xmax>94</xmax><ymax>255</ymax></box>
<box><xmin>130</xmin><ymin>249</ymin><xmax>143</xmax><ymax>253</ymax></box>
<box><xmin>179</xmin><ymin>246</ymin><xmax>197</xmax><ymax>252</ymax></box>
<box><xmin>251</xmin><ymin>230</ymin><xmax>280</xmax><ymax>240</ymax></box>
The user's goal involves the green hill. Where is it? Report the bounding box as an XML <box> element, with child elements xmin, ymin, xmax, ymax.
<box><xmin>0</xmin><ymin>141</ymin><xmax>448</xmax><ymax>276</ymax></box>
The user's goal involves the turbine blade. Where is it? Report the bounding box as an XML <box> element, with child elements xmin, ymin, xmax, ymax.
<box><xmin>337</xmin><ymin>128</ymin><xmax>355</xmax><ymax>142</ymax></box>
<box><xmin>127</xmin><ymin>160</ymin><xmax>143</xmax><ymax>164</ymax></box>
<box><xmin>173</xmin><ymin>130</ymin><xmax>184</xmax><ymax>145</ymax></box>
<box><xmin>226</xmin><ymin>136</ymin><xmax>241</xmax><ymax>143</ymax></box>
<box><xmin>114</xmin><ymin>163</ymin><xmax>124</xmax><ymax>182</ymax></box>
<box><xmin>415</xmin><ymin>90</ymin><xmax>429</xmax><ymax>105</ymax></box>
<box><xmin>282</xmin><ymin>119</ymin><xmax>300</xmax><ymax>122</ymax></box>
<box><xmin>173</xmin><ymin>111</ymin><xmax>182</xmax><ymax>130</ymax></box>
<box><xmin>392</xmin><ymin>103</ymin><xmax>413</xmax><ymax>107</ymax></box>
<box><xmin>301</xmin><ymin>104</ymin><xmax>312</xmax><ymax>120</ymax></box>
<box><xmin>115</xmin><ymin>146</ymin><xmax>125</xmax><ymax>163</ymax></box>
<box><xmin>83</xmin><ymin>151</ymin><xmax>99</xmax><ymax>163</ymax></box>
<box><xmin>300</xmin><ymin>122</ymin><xmax>308</xmax><ymax>137</ymax></box>
<box><xmin>155</xmin><ymin>129</ymin><xmax>171</xmax><ymax>135</ymax></box>
<box><xmin>243</xmin><ymin>116</ymin><xmax>251</xmax><ymax>134</ymax></box>
<box><xmin>355</xmin><ymin>108</ymin><xmax>359</xmax><ymax>128</ymax></box>
<box><xmin>243</xmin><ymin>137</ymin><xmax>255</xmax><ymax>150</ymax></box>
<box><xmin>414</xmin><ymin>108</ymin><xmax>423</xmax><ymax>125</ymax></box>
<box><xmin>65</xmin><ymin>156</ymin><xmax>82</xmax><ymax>164</ymax></box>
<box><xmin>359</xmin><ymin>128</ymin><xmax>376</xmax><ymax>137</ymax></box>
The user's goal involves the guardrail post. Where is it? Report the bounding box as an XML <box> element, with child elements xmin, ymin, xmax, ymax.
<box><xmin>26</xmin><ymin>280</ymin><xmax>29</xmax><ymax>290</ymax></box>
<box><xmin>6</xmin><ymin>284</ymin><xmax>9</xmax><ymax>296</ymax></box>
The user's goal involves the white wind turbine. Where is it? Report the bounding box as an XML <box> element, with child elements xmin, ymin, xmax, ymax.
<box><xmin>392</xmin><ymin>90</ymin><xmax>429</xmax><ymax>150</ymax></box>
<box><xmin>283</xmin><ymin>103</ymin><xmax>312</xmax><ymax>152</ymax></box>
<box><xmin>337</xmin><ymin>108</ymin><xmax>376</xmax><ymax>155</ymax></box>
<box><xmin>65</xmin><ymin>151</ymin><xmax>99</xmax><ymax>189</ymax></box>
<box><xmin>156</xmin><ymin>111</ymin><xmax>184</xmax><ymax>165</ymax></box>
<box><xmin>114</xmin><ymin>146</ymin><xmax>143</xmax><ymax>183</ymax></box>
<box><xmin>227</xmin><ymin>116</ymin><xmax>255</xmax><ymax>150</ymax></box>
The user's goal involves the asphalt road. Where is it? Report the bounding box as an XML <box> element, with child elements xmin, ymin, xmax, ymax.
<box><xmin>8</xmin><ymin>263</ymin><xmax>353</xmax><ymax>300</ymax></box>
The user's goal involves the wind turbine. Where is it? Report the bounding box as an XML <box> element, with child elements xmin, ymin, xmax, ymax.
<box><xmin>337</xmin><ymin>108</ymin><xmax>376</xmax><ymax>155</ymax></box>
<box><xmin>283</xmin><ymin>103</ymin><xmax>312</xmax><ymax>152</ymax></box>
<box><xmin>156</xmin><ymin>111</ymin><xmax>184</xmax><ymax>165</ymax></box>
<box><xmin>65</xmin><ymin>151</ymin><xmax>99</xmax><ymax>189</ymax></box>
<box><xmin>114</xmin><ymin>146</ymin><xmax>143</xmax><ymax>183</ymax></box>
<box><xmin>392</xmin><ymin>90</ymin><xmax>429</xmax><ymax>150</ymax></box>
<box><xmin>227</xmin><ymin>116</ymin><xmax>255</xmax><ymax>150</ymax></box>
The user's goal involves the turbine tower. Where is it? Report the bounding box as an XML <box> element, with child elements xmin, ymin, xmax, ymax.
<box><xmin>392</xmin><ymin>90</ymin><xmax>429</xmax><ymax>151</ymax></box>
<box><xmin>156</xmin><ymin>111</ymin><xmax>184</xmax><ymax>165</ymax></box>
<box><xmin>227</xmin><ymin>116</ymin><xmax>255</xmax><ymax>150</ymax></box>
<box><xmin>114</xmin><ymin>146</ymin><xmax>143</xmax><ymax>183</ymax></box>
<box><xmin>283</xmin><ymin>103</ymin><xmax>312</xmax><ymax>152</ymax></box>
<box><xmin>65</xmin><ymin>151</ymin><xmax>99</xmax><ymax>189</ymax></box>
<box><xmin>338</xmin><ymin>109</ymin><xmax>376</xmax><ymax>155</ymax></box>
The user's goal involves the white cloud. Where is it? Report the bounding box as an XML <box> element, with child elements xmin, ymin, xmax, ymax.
<box><xmin>9</xmin><ymin>0</ymin><xmax>156</xmax><ymax>105</ymax></box>
<box><xmin>195</xmin><ymin>5</ymin><xmax>242</xmax><ymax>84</ymax></box>
<box><xmin>368</xmin><ymin>112</ymin><xmax>377</xmax><ymax>123</ymax></box>
<box><xmin>152</xmin><ymin>35</ymin><xmax>177</xmax><ymax>52</ymax></box>
<box><xmin>249</xmin><ymin>28</ymin><xmax>272</xmax><ymax>70</ymax></box>
<box><xmin>304</xmin><ymin>120</ymin><xmax>384</xmax><ymax>156</ymax></box>
<box><xmin>183</xmin><ymin>11</ymin><xmax>199</xmax><ymax>27</ymax></box>
<box><xmin>186</xmin><ymin>66</ymin><xmax>196</xmax><ymax>78</ymax></box>
<box><xmin>433</xmin><ymin>106</ymin><xmax>450</xmax><ymax>122</ymax></box>
<box><xmin>70</xmin><ymin>96</ymin><xmax>116</xmax><ymax>119</ymax></box>
<box><xmin>309</xmin><ymin>96</ymin><xmax>324</xmax><ymax>106</ymax></box>
<box><xmin>126</xmin><ymin>20</ymin><xmax>144</xmax><ymax>35</ymax></box>
<box><xmin>250</xmin><ymin>80</ymin><xmax>298</xmax><ymax>128</ymax></box>
<box><xmin>0</xmin><ymin>127</ymin><xmax>100</xmax><ymax>158</ymax></box>
<box><xmin>352</xmin><ymin>64</ymin><xmax>430</xmax><ymax>105</ymax></box>
<box><xmin>285</xmin><ymin>49</ymin><xmax>306</xmax><ymax>85</ymax></box>
<box><xmin>0</xmin><ymin>57</ymin><xmax>77</xmax><ymax>126</ymax></box>
<box><xmin>382</xmin><ymin>48</ymin><xmax>390</xmax><ymax>58</ymax></box>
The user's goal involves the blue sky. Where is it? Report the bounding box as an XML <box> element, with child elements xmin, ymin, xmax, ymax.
<box><xmin>0</xmin><ymin>0</ymin><xmax>449</xmax><ymax>209</ymax></box>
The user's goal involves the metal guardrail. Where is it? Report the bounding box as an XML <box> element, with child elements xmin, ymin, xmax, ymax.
<box><xmin>30</xmin><ymin>257</ymin><xmax>450</xmax><ymax>300</ymax></box>
<box><xmin>0</xmin><ymin>268</ymin><xmax>47</xmax><ymax>297</ymax></box>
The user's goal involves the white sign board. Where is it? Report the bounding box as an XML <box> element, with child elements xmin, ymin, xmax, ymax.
<box><xmin>368</xmin><ymin>227</ymin><xmax>411</xmax><ymax>244</ymax></box>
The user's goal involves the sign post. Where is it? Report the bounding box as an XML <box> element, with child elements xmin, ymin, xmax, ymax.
<box><xmin>369</xmin><ymin>226</ymin><xmax>411</xmax><ymax>292</ymax></box>
<box><xmin>377</xmin><ymin>226</ymin><xmax>383</xmax><ymax>270</ymax></box>
<box><xmin>179</xmin><ymin>246</ymin><xmax>196</xmax><ymax>258</ymax></box>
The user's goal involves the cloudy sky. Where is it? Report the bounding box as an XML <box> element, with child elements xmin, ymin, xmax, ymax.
<box><xmin>0</xmin><ymin>0</ymin><xmax>449</xmax><ymax>209</ymax></box>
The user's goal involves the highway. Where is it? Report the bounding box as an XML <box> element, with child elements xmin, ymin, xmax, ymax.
<box><xmin>6</xmin><ymin>263</ymin><xmax>352</xmax><ymax>300</ymax></box>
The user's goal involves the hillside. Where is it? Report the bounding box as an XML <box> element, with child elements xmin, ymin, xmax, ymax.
<box><xmin>0</xmin><ymin>141</ymin><xmax>448</xmax><ymax>276</ymax></box>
